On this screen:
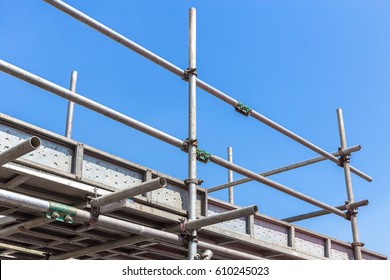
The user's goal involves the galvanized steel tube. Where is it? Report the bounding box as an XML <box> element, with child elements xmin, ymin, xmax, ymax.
<box><xmin>209</xmin><ymin>155</ymin><xmax>347</xmax><ymax>218</ymax></box>
<box><xmin>0</xmin><ymin>137</ymin><xmax>41</xmax><ymax>166</ymax></box>
<box><xmin>209</xmin><ymin>145</ymin><xmax>362</xmax><ymax>193</ymax></box>
<box><xmin>337</xmin><ymin>108</ymin><xmax>362</xmax><ymax>260</ymax></box>
<box><xmin>65</xmin><ymin>70</ymin><xmax>77</xmax><ymax>138</ymax></box>
<box><xmin>181</xmin><ymin>205</ymin><xmax>257</xmax><ymax>231</ymax></box>
<box><xmin>187</xmin><ymin>7</ymin><xmax>198</xmax><ymax>260</ymax></box>
<box><xmin>0</xmin><ymin>59</ymin><xmax>184</xmax><ymax>149</ymax></box>
<box><xmin>90</xmin><ymin>178</ymin><xmax>167</xmax><ymax>207</ymax></box>
<box><xmin>283</xmin><ymin>199</ymin><xmax>369</xmax><ymax>223</ymax></box>
<box><xmin>0</xmin><ymin>189</ymin><xmax>49</xmax><ymax>212</ymax></box>
<box><xmin>228</xmin><ymin>146</ymin><xmax>234</xmax><ymax>204</ymax></box>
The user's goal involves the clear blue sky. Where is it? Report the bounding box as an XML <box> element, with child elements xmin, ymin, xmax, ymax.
<box><xmin>1</xmin><ymin>0</ymin><xmax>389</xmax><ymax>258</ymax></box>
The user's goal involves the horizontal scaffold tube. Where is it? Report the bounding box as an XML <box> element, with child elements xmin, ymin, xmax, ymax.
<box><xmin>209</xmin><ymin>155</ymin><xmax>347</xmax><ymax>218</ymax></box>
<box><xmin>0</xmin><ymin>59</ymin><xmax>184</xmax><ymax>149</ymax></box>
<box><xmin>43</xmin><ymin>0</ymin><xmax>371</xmax><ymax>182</ymax></box>
<box><xmin>209</xmin><ymin>145</ymin><xmax>362</xmax><ymax>193</ymax></box>
<box><xmin>177</xmin><ymin>205</ymin><xmax>258</xmax><ymax>232</ymax></box>
<box><xmin>90</xmin><ymin>177</ymin><xmax>167</xmax><ymax>207</ymax></box>
<box><xmin>283</xmin><ymin>199</ymin><xmax>369</xmax><ymax>223</ymax></box>
<box><xmin>0</xmin><ymin>136</ymin><xmax>41</xmax><ymax>166</ymax></box>
<box><xmin>0</xmin><ymin>189</ymin><xmax>263</xmax><ymax>260</ymax></box>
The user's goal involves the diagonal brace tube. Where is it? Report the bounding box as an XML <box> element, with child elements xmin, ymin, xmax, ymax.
<box><xmin>90</xmin><ymin>177</ymin><xmax>167</xmax><ymax>207</ymax></box>
<box><xmin>43</xmin><ymin>0</ymin><xmax>371</xmax><ymax>182</ymax></box>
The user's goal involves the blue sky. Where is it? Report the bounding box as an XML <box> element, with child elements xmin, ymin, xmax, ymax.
<box><xmin>0</xmin><ymin>0</ymin><xmax>389</xmax><ymax>258</ymax></box>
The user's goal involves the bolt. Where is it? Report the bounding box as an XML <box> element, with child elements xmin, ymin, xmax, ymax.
<box><xmin>51</xmin><ymin>211</ymin><xmax>60</xmax><ymax>219</ymax></box>
<box><xmin>64</xmin><ymin>215</ymin><xmax>73</xmax><ymax>223</ymax></box>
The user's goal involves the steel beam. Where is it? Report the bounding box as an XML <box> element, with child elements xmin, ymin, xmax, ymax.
<box><xmin>0</xmin><ymin>216</ymin><xmax>51</xmax><ymax>238</ymax></box>
<box><xmin>0</xmin><ymin>137</ymin><xmax>41</xmax><ymax>166</ymax></box>
<box><xmin>89</xmin><ymin>177</ymin><xmax>167</xmax><ymax>207</ymax></box>
<box><xmin>2</xmin><ymin>175</ymin><xmax>30</xmax><ymax>190</ymax></box>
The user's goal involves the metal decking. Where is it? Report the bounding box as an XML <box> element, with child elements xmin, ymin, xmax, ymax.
<box><xmin>0</xmin><ymin>113</ymin><xmax>386</xmax><ymax>260</ymax></box>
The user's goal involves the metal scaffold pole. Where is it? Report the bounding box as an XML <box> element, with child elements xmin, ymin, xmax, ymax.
<box><xmin>65</xmin><ymin>70</ymin><xmax>77</xmax><ymax>138</ymax></box>
<box><xmin>187</xmin><ymin>7</ymin><xmax>198</xmax><ymax>260</ymax></box>
<box><xmin>228</xmin><ymin>146</ymin><xmax>234</xmax><ymax>204</ymax></box>
<box><xmin>337</xmin><ymin>108</ymin><xmax>363</xmax><ymax>260</ymax></box>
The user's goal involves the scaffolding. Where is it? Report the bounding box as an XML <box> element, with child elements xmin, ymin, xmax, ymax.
<box><xmin>0</xmin><ymin>0</ymin><xmax>386</xmax><ymax>260</ymax></box>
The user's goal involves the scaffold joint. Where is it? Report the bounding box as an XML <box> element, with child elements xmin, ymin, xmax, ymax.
<box><xmin>196</xmin><ymin>149</ymin><xmax>212</xmax><ymax>163</ymax></box>
<box><xmin>235</xmin><ymin>102</ymin><xmax>252</xmax><ymax>116</ymax></box>
<box><xmin>84</xmin><ymin>195</ymin><xmax>101</xmax><ymax>224</ymax></box>
<box><xmin>352</xmin><ymin>241</ymin><xmax>365</xmax><ymax>248</ymax></box>
<box><xmin>45</xmin><ymin>202</ymin><xmax>77</xmax><ymax>224</ymax></box>
<box><xmin>345</xmin><ymin>208</ymin><xmax>358</xmax><ymax>220</ymax></box>
<box><xmin>337</xmin><ymin>147</ymin><xmax>350</xmax><ymax>167</ymax></box>
<box><xmin>183</xmin><ymin>67</ymin><xmax>198</xmax><ymax>81</ymax></box>
<box><xmin>184</xmin><ymin>178</ymin><xmax>204</xmax><ymax>186</ymax></box>
<box><xmin>182</xmin><ymin>138</ymin><xmax>198</xmax><ymax>152</ymax></box>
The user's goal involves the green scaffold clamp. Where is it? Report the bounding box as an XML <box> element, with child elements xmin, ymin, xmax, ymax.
<box><xmin>196</xmin><ymin>149</ymin><xmax>212</xmax><ymax>163</ymax></box>
<box><xmin>45</xmin><ymin>202</ymin><xmax>77</xmax><ymax>224</ymax></box>
<box><xmin>235</xmin><ymin>102</ymin><xmax>252</xmax><ymax>116</ymax></box>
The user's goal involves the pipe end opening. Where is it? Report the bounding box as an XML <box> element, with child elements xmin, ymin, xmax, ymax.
<box><xmin>30</xmin><ymin>137</ymin><xmax>41</xmax><ymax>149</ymax></box>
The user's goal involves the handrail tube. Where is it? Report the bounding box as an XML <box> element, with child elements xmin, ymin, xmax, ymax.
<box><xmin>0</xmin><ymin>59</ymin><xmax>184</xmax><ymax>149</ymax></box>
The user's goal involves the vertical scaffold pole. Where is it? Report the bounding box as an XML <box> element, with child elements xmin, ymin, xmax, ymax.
<box><xmin>187</xmin><ymin>7</ymin><xmax>197</xmax><ymax>260</ymax></box>
<box><xmin>337</xmin><ymin>108</ymin><xmax>363</xmax><ymax>260</ymax></box>
<box><xmin>65</xmin><ymin>70</ymin><xmax>78</xmax><ymax>138</ymax></box>
<box><xmin>228</xmin><ymin>146</ymin><xmax>234</xmax><ymax>204</ymax></box>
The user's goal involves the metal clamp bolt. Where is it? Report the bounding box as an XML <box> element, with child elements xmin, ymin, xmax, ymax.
<box><xmin>235</xmin><ymin>102</ymin><xmax>252</xmax><ymax>116</ymax></box>
<box><xmin>182</xmin><ymin>67</ymin><xmax>198</xmax><ymax>81</ymax></box>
